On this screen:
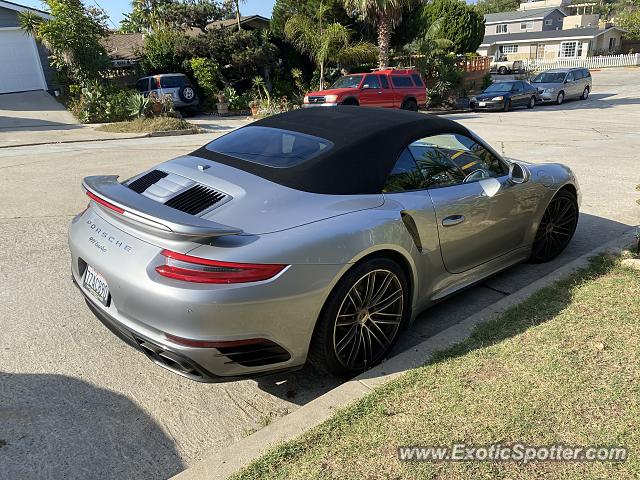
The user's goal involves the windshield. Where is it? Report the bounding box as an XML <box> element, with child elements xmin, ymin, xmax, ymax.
<box><xmin>531</xmin><ymin>72</ymin><xmax>566</xmax><ymax>83</ymax></box>
<box><xmin>205</xmin><ymin>126</ymin><xmax>333</xmax><ymax>168</ymax></box>
<box><xmin>484</xmin><ymin>82</ymin><xmax>514</xmax><ymax>93</ymax></box>
<box><xmin>330</xmin><ymin>75</ymin><xmax>363</xmax><ymax>89</ymax></box>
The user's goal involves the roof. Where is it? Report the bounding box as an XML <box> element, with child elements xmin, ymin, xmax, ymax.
<box><xmin>484</xmin><ymin>7</ymin><xmax>564</xmax><ymax>24</ymax></box>
<box><xmin>481</xmin><ymin>27</ymin><xmax>623</xmax><ymax>45</ymax></box>
<box><xmin>191</xmin><ymin>107</ymin><xmax>472</xmax><ymax>195</ymax></box>
<box><xmin>208</xmin><ymin>15</ymin><xmax>270</xmax><ymax>30</ymax></box>
<box><xmin>0</xmin><ymin>0</ymin><xmax>50</xmax><ymax>18</ymax></box>
<box><xmin>101</xmin><ymin>33</ymin><xmax>145</xmax><ymax>60</ymax></box>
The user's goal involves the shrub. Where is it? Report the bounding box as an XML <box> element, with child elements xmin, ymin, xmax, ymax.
<box><xmin>71</xmin><ymin>82</ymin><xmax>134</xmax><ymax>123</ymax></box>
<box><xmin>141</xmin><ymin>29</ymin><xmax>189</xmax><ymax>74</ymax></box>
<box><xmin>189</xmin><ymin>57</ymin><xmax>219</xmax><ymax>100</ymax></box>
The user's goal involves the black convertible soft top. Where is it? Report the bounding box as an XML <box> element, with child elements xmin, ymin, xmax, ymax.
<box><xmin>191</xmin><ymin>106</ymin><xmax>472</xmax><ymax>195</ymax></box>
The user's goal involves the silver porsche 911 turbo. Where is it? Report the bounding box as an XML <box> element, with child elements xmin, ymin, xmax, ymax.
<box><xmin>68</xmin><ymin>107</ymin><xmax>580</xmax><ymax>381</ymax></box>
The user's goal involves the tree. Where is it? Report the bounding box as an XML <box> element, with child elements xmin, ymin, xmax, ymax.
<box><xmin>616</xmin><ymin>8</ymin><xmax>640</xmax><ymax>40</ymax></box>
<box><xmin>342</xmin><ymin>0</ymin><xmax>416</xmax><ymax>68</ymax></box>
<box><xmin>120</xmin><ymin>0</ymin><xmax>229</xmax><ymax>33</ymax></box>
<box><xmin>271</xmin><ymin>0</ymin><xmax>354</xmax><ymax>36</ymax></box>
<box><xmin>474</xmin><ymin>0</ymin><xmax>519</xmax><ymax>15</ymax></box>
<box><xmin>422</xmin><ymin>0</ymin><xmax>485</xmax><ymax>54</ymax></box>
<box><xmin>284</xmin><ymin>3</ymin><xmax>378</xmax><ymax>89</ymax></box>
<box><xmin>140</xmin><ymin>28</ymin><xmax>190</xmax><ymax>73</ymax></box>
<box><xmin>18</xmin><ymin>0</ymin><xmax>109</xmax><ymax>84</ymax></box>
<box><xmin>225</xmin><ymin>0</ymin><xmax>245</xmax><ymax>31</ymax></box>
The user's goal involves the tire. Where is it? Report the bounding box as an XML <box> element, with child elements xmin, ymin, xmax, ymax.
<box><xmin>498</xmin><ymin>66</ymin><xmax>507</xmax><ymax>75</ymax></box>
<box><xmin>527</xmin><ymin>96</ymin><xmax>536</xmax><ymax>109</ymax></box>
<box><xmin>556</xmin><ymin>91</ymin><xmax>564</xmax><ymax>105</ymax></box>
<box><xmin>308</xmin><ymin>258</ymin><xmax>410</xmax><ymax>378</ymax></box>
<box><xmin>530</xmin><ymin>190</ymin><xmax>579</xmax><ymax>263</ymax></box>
<box><xmin>503</xmin><ymin>99</ymin><xmax>511</xmax><ymax>112</ymax></box>
<box><xmin>179</xmin><ymin>85</ymin><xmax>196</xmax><ymax>104</ymax></box>
<box><xmin>401</xmin><ymin>99</ymin><xmax>418</xmax><ymax>111</ymax></box>
<box><xmin>581</xmin><ymin>86</ymin><xmax>589</xmax><ymax>100</ymax></box>
<box><xmin>341</xmin><ymin>98</ymin><xmax>359</xmax><ymax>106</ymax></box>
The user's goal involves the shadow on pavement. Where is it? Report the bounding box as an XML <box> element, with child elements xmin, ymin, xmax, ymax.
<box><xmin>0</xmin><ymin>372</ymin><xmax>185</xmax><ymax>480</ymax></box>
<box><xmin>0</xmin><ymin>116</ymin><xmax>82</xmax><ymax>132</ymax></box>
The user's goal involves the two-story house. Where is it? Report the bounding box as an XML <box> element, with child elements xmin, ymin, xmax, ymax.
<box><xmin>477</xmin><ymin>4</ymin><xmax>626</xmax><ymax>61</ymax></box>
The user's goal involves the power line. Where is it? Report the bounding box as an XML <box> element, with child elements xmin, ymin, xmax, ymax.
<box><xmin>91</xmin><ymin>0</ymin><xmax>119</xmax><ymax>29</ymax></box>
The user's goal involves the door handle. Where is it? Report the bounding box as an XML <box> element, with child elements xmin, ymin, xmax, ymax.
<box><xmin>442</xmin><ymin>215</ymin><xmax>465</xmax><ymax>227</ymax></box>
<box><xmin>377</xmin><ymin>91</ymin><xmax>382</xmax><ymax>94</ymax></box>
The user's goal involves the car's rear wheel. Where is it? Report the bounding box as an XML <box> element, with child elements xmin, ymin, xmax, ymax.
<box><xmin>402</xmin><ymin>99</ymin><xmax>418</xmax><ymax>111</ymax></box>
<box><xmin>498</xmin><ymin>66</ymin><xmax>507</xmax><ymax>75</ymax></box>
<box><xmin>556</xmin><ymin>91</ymin><xmax>564</xmax><ymax>105</ymax></box>
<box><xmin>581</xmin><ymin>86</ymin><xmax>590</xmax><ymax>100</ymax></box>
<box><xmin>309</xmin><ymin>258</ymin><xmax>409</xmax><ymax>378</ymax></box>
<box><xmin>530</xmin><ymin>190</ymin><xmax>579</xmax><ymax>263</ymax></box>
<box><xmin>527</xmin><ymin>96</ymin><xmax>536</xmax><ymax>109</ymax></box>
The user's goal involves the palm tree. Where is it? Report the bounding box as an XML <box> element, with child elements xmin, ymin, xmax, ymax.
<box><xmin>226</xmin><ymin>0</ymin><xmax>244</xmax><ymax>31</ymax></box>
<box><xmin>284</xmin><ymin>2</ymin><xmax>377</xmax><ymax>89</ymax></box>
<box><xmin>342</xmin><ymin>0</ymin><xmax>415</xmax><ymax>69</ymax></box>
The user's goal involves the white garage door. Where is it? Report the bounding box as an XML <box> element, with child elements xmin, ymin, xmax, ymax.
<box><xmin>0</xmin><ymin>29</ymin><xmax>47</xmax><ymax>94</ymax></box>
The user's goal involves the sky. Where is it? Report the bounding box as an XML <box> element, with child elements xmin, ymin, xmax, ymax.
<box><xmin>19</xmin><ymin>0</ymin><xmax>277</xmax><ymax>28</ymax></box>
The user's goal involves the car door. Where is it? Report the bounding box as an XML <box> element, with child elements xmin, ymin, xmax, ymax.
<box><xmin>358</xmin><ymin>74</ymin><xmax>384</xmax><ymax>107</ymax></box>
<box><xmin>565</xmin><ymin>71</ymin><xmax>578</xmax><ymax>98</ymax></box>
<box><xmin>512</xmin><ymin>81</ymin><xmax>526</xmax><ymax>106</ymax></box>
<box><xmin>377</xmin><ymin>74</ymin><xmax>395</xmax><ymax>108</ymax></box>
<box><xmin>408</xmin><ymin>134</ymin><xmax>535</xmax><ymax>273</ymax></box>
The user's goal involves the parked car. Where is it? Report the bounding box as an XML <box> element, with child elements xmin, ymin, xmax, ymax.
<box><xmin>69</xmin><ymin>107</ymin><xmax>579</xmax><ymax>381</ymax></box>
<box><xmin>490</xmin><ymin>57</ymin><xmax>523</xmax><ymax>75</ymax></box>
<box><xmin>470</xmin><ymin>80</ymin><xmax>538</xmax><ymax>112</ymax></box>
<box><xmin>135</xmin><ymin>73</ymin><xmax>199</xmax><ymax>110</ymax></box>
<box><xmin>531</xmin><ymin>68</ymin><xmax>592</xmax><ymax>105</ymax></box>
<box><xmin>303</xmin><ymin>69</ymin><xmax>426</xmax><ymax>110</ymax></box>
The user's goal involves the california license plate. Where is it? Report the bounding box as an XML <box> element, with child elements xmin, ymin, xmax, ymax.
<box><xmin>83</xmin><ymin>265</ymin><xmax>110</xmax><ymax>306</ymax></box>
<box><xmin>479</xmin><ymin>101</ymin><xmax>486</xmax><ymax>107</ymax></box>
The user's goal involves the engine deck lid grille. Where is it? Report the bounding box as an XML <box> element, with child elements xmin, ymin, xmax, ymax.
<box><xmin>164</xmin><ymin>185</ymin><xmax>227</xmax><ymax>215</ymax></box>
<box><xmin>127</xmin><ymin>170</ymin><xmax>168</xmax><ymax>193</ymax></box>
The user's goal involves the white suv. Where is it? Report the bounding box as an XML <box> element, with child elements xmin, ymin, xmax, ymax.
<box><xmin>135</xmin><ymin>73</ymin><xmax>199</xmax><ymax>109</ymax></box>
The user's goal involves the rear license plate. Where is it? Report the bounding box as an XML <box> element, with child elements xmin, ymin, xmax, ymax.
<box><xmin>479</xmin><ymin>101</ymin><xmax>486</xmax><ymax>107</ymax></box>
<box><xmin>83</xmin><ymin>265</ymin><xmax>110</xmax><ymax>306</ymax></box>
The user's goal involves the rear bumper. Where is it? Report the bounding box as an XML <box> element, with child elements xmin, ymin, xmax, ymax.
<box><xmin>68</xmin><ymin>208</ymin><xmax>344</xmax><ymax>381</ymax></box>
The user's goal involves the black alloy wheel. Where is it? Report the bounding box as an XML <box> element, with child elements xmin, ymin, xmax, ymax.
<box><xmin>531</xmin><ymin>190</ymin><xmax>579</xmax><ymax>263</ymax></box>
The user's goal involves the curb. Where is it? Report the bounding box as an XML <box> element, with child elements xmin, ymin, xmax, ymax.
<box><xmin>172</xmin><ymin>227</ymin><xmax>637</xmax><ymax>480</ymax></box>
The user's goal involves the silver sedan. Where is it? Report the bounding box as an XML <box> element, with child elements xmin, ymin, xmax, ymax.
<box><xmin>68</xmin><ymin>107</ymin><xmax>580</xmax><ymax>381</ymax></box>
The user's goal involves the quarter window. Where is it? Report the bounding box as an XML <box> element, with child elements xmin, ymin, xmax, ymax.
<box><xmin>383</xmin><ymin>149</ymin><xmax>425</xmax><ymax>192</ymax></box>
<box><xmin>391</xmin><ymin>76</ymin><xmax>413</xmax><ymax>88</ymax></box>
<box><xmin>496</xmin><ymin>24</ymin><xmax>507</xmax><ymax>33</ymax></box>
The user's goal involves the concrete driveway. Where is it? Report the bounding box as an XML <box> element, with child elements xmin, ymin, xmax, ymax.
<box><xmin>1</xmin><ymin>68</ymin><xmax>638</xmax><ymax>480</ymax></box>
<box><xmin>0</xmin><ymin>90</ymin><xmax>77</xmax><ymax>130</ymax></box>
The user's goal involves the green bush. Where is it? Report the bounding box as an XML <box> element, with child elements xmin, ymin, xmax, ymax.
<box><xmin>141</xmin><ymin>29</ymin><xmax>190</xmax><ymax>74</ymax></box>
<box><xmin>189</xmin><ymin>57</ymin><xmax>219</xmax><ymax>101</ymax></box>
<box><xmin>70</xmin><ymin>82</ymin><xmax>134</xmax><ymax>123</ymax></box>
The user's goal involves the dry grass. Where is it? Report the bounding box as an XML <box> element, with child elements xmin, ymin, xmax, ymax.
<box><xmin>234</xmin><ymin>256</ymin><xmax>640</xmax><ymax>480</ymax></box>
<box><xmin>96</xmin><ymin>116</ymin><xmax>195</xmax><ymax>133</ymax></box>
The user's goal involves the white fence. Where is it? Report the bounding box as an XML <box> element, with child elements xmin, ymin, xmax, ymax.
<box><xmin>523</xmin><ymin>53</ymin><xmax>640</xmax><ymax>71</ymax></box>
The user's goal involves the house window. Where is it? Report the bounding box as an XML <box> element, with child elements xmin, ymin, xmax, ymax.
<box><xmin>496</xmin><ymin>24</ymin><xmax>507</xmax><ymax>33</ymax></box>
<box><xmin>545</xmin><ymin>19</ymin><xmax>553</xmax><ymax>25</ymax></box>
<box><xmin>501</xmin><ymin>44</ymin><xmax>519</xmax><ymax>54</ymax></box>
<box><xmin>560</xmin><ymin>41</ymin><xmax>582</xmax><ymax>58</ymax></box>
<box><xmin>520</xmin><ymin>21</ymin><xmax>534</xmax><ymax>30</ymax></box>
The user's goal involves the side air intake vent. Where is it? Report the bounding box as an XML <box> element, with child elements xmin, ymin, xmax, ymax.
<box><xmin>164</xmin><ymin>185</ymin><xmax>227</xmax><ymax>215</ymax></box>
<box><xmin>127</xmin><ymin>170</ymin><xmax>168</xmax><ymax>193</ymax></box>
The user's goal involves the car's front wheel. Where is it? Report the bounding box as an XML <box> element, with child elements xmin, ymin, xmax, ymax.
<box><xmin>309</xmin><ymin>258</ymin><xmax>409</xmax><ymax>377</ymax></box>
<box><xmin>556</xmin><ymin>91</ymin><xmax>564</xmax><ymax>105</ymax></box>
<box><xmin>530</xmin><ymin>190</ymin><xmax>579</xmax><ymax>263</ymax></box>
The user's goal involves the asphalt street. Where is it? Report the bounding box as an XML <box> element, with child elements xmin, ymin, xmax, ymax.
<box><xmin>1</xmin><ymin>68</ymin><xmax>638</xmax><ymax>479</ymax></box>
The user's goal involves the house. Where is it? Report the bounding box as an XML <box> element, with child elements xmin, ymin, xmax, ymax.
<box><xmin>208</xmin><ymin>15</ymin><xmax>270</xmax><ymax>31</ymax></box>
<box><xmin>0</xmin><ymin>1</ymin><xmax>56</xmax><ymax>94</ymax></box>
<box><xmin>477</xmin><ymin>5</ymin><xmax>626</xmax><ymax>61</ymax></box>
<box><xmin>102</xmin><ymin>32</ymin><xmax>145</xmax><ymax>68</ymax></box>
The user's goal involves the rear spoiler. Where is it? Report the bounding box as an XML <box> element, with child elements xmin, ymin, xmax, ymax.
<box><xmin>83</xmin><ymin>175</ymin><xmax>243</xmax><ymax>240</ymax></box>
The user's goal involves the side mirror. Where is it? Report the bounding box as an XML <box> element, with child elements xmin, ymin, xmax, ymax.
<box><xmin>509</xmin><ymin>162</ymin><xmax>530</xmax><ymax>184</ymax></box>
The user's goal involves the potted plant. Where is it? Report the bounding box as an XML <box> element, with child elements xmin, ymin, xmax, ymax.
<box><xmin>148</xmin><ymin>92</ymin><xmax>163</xmax><ymax>115</ymax></box>
<box><xmin>216</xmin><ymin>91</ymin><xmax>229</xmax><ymax>115</ymax></box>
<box><xmin>249</xmin><ymin>98</ymin><xmax>260</xmax><ymax>116</ymax></box>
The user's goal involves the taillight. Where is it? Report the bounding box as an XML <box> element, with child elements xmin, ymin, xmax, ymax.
<box><xmin>155</xmin><ymin>249</ymin><xmax>287</xmax><ymax>284</ymax></box>
<box><xmin>86</xmin><ymin>191</ymin><xmax>125</xmax><ymax>214</ymax></box>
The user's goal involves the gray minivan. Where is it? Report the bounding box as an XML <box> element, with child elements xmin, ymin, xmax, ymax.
<box><xmin>531</xmin><ymin>68</ymin><xmax>592</xmax><ymax>105</ymax></box>
<box><xmin>135</xmin><ymin>73</ymin><xmax>199</xmax><ymax>109</ymax></box>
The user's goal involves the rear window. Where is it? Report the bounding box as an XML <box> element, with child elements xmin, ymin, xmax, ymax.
<box><xmin>391</xmin><ymin>76</ymin><xmax>414</xmax><ymax>88</ymax></box>
<box><xmin>160</xmin><ymin>75</ymin><xmax>190</xmax><ymax>88</ymax></box>
<box><xmin>205</xmin><ymin>126</ymin><xmax>333</xmax><ymax>168</ymax></box>
<box><xmin>411</xmin><ymin>74</ymin><xmax>424</xmax><ymax>87</ymax></box>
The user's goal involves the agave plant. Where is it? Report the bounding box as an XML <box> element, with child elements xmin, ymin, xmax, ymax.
<box><xmin>128</xmin><ymin>93</ymin><xmax>150</xmax><ymax>118</ymax></box>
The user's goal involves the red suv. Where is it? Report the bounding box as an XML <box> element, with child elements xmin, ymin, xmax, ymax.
<box><xmin>303</xmin><ymin>69</ymin><xmax>426</xmax><ymax>110</ymax></box>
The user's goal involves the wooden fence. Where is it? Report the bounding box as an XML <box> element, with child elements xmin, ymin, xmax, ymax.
<box><xmin>523</xmin><ymin>53</ymin><xmax>640</xmax><ymax>71</ymax></box>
